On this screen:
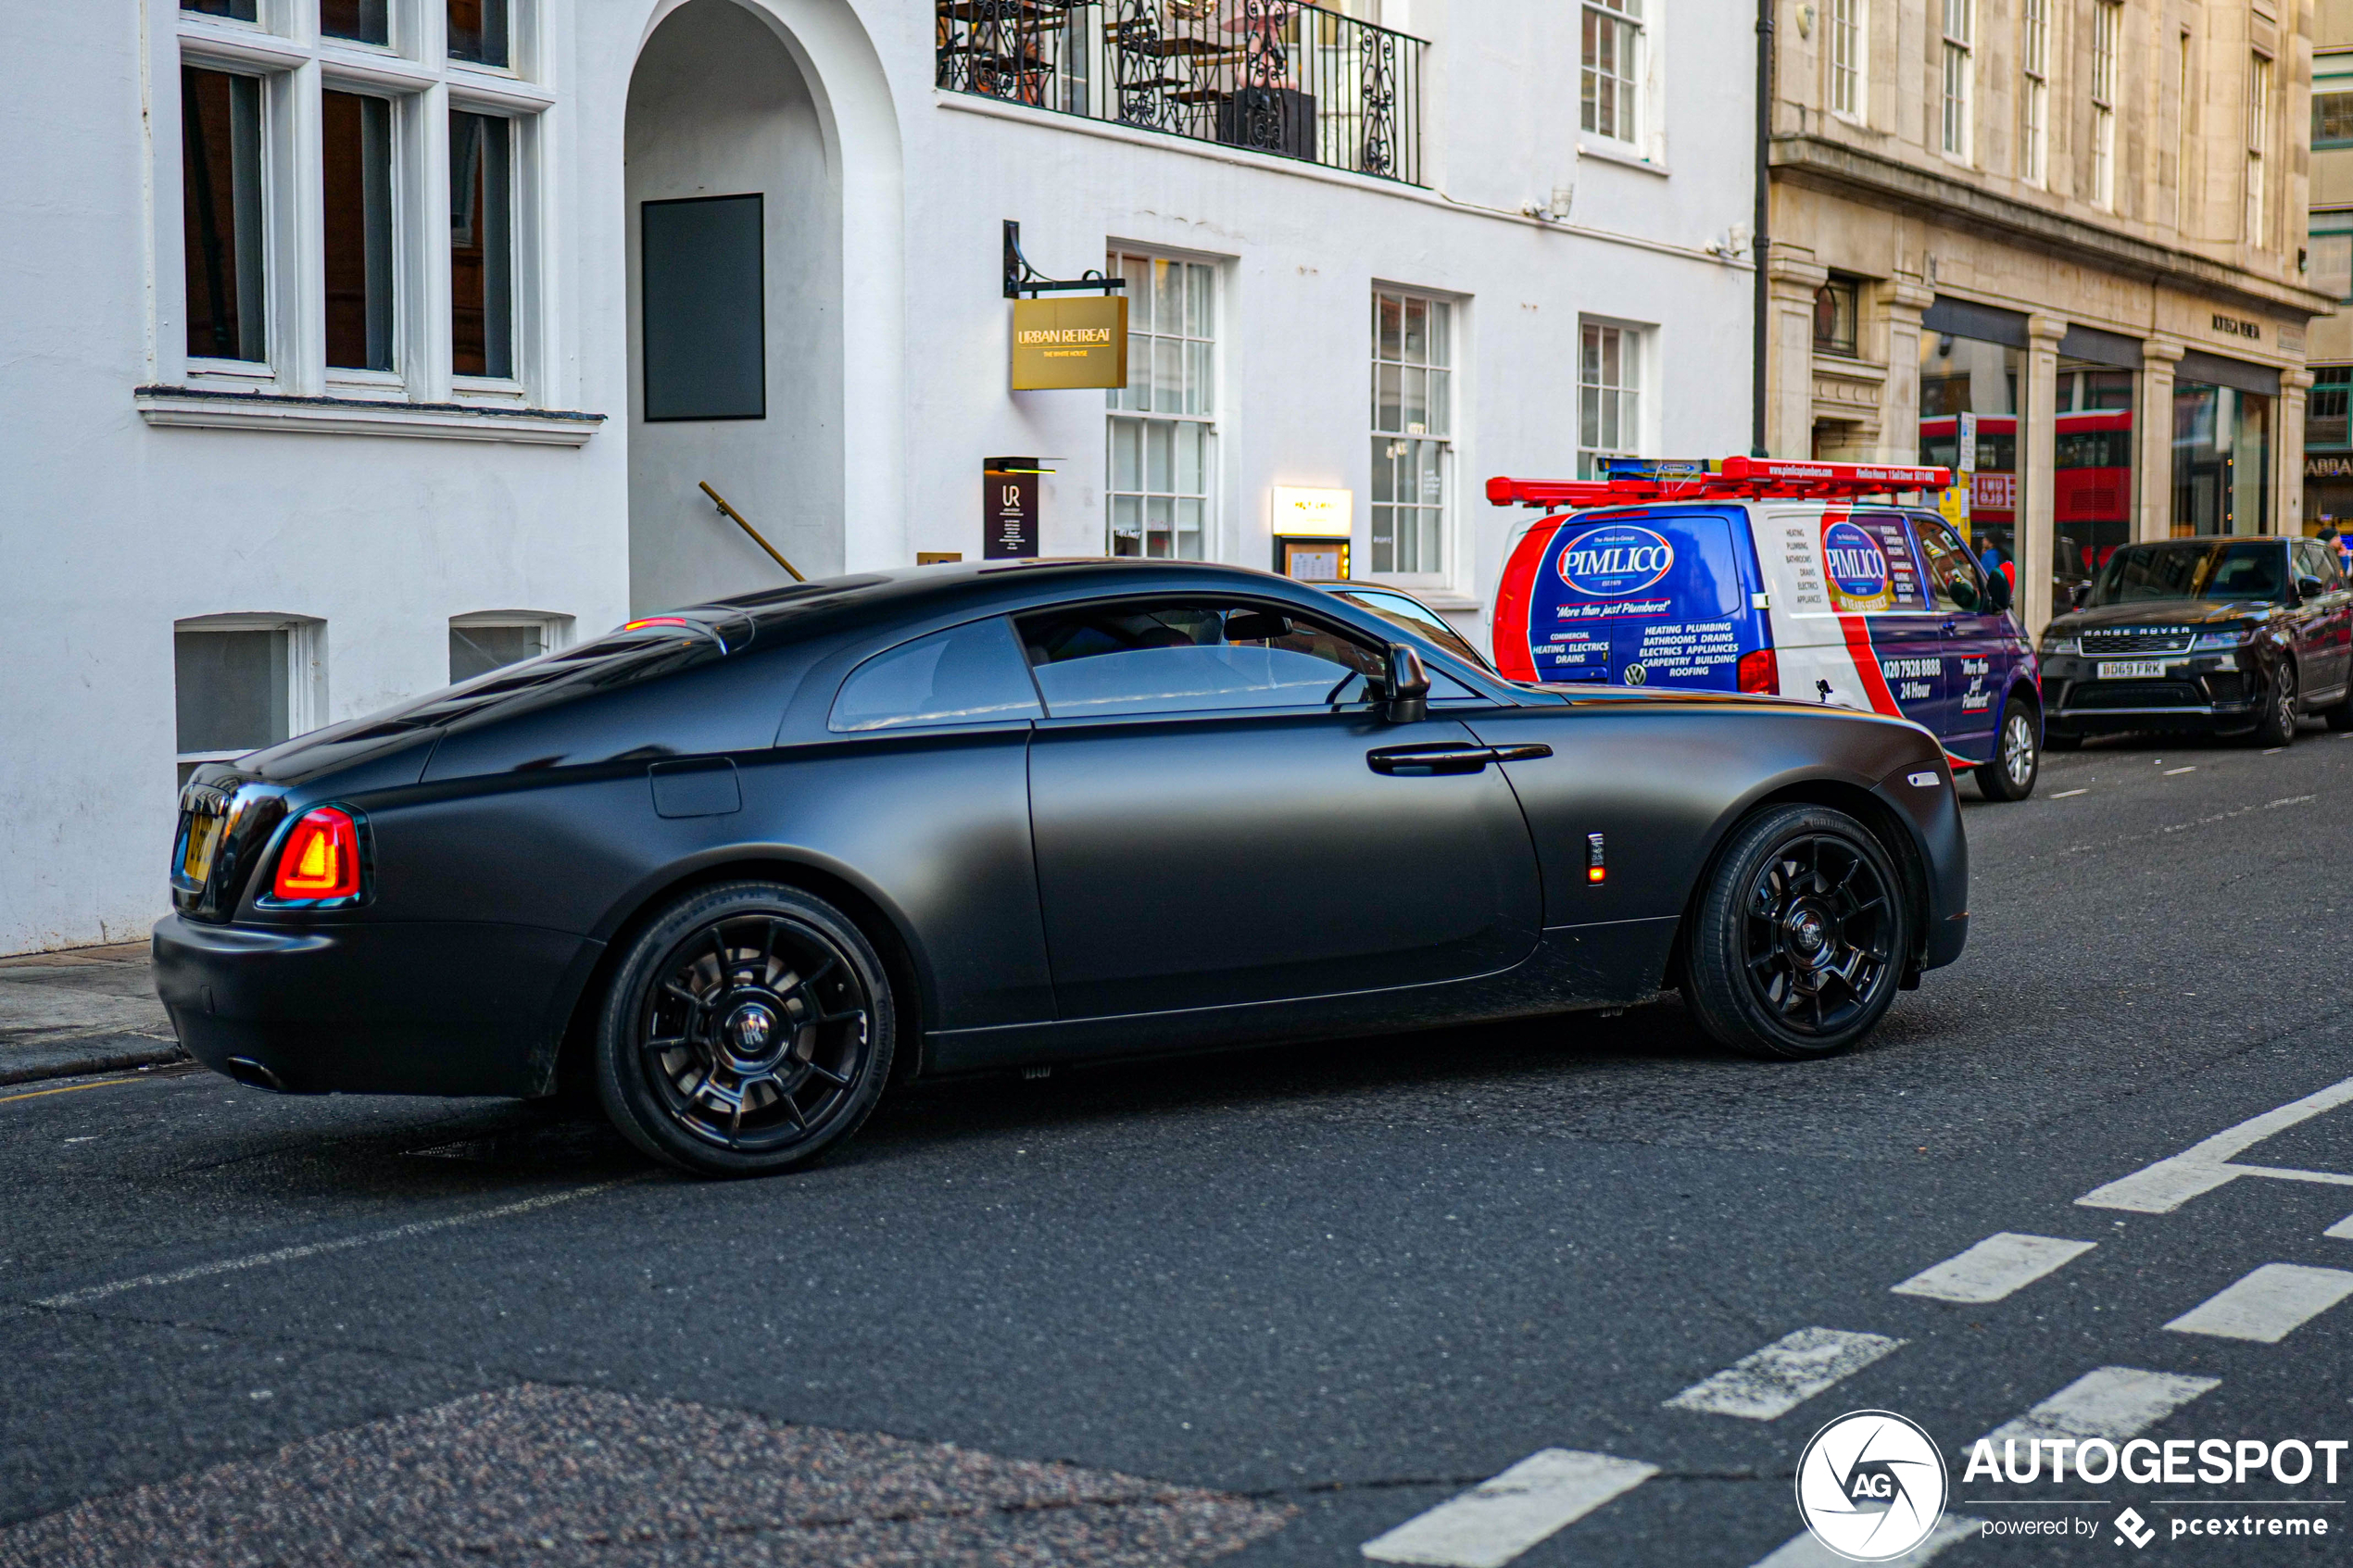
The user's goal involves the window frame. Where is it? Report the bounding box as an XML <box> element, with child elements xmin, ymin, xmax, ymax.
<box><xmin>2246</xmin><ymin>50</ymin><xmax>2274</xmax><ymax>247</ymax></box>
<box><xmin>2089</xmin><ymin>0</ymin><xmax>2120</xmax><ymax>210</ymax></box>
<box><xmin>172</xmin><ymin>612</ymin><xmax>326</xmax><ymax>779</ymax></box>
<box><xmin>1576</xmin><ymin>319</ymin><xmax>1646</xmax><ymax>480</ymax></box>
<box><xmin>1829</xmin><ymin>0</ymin><xmax>1864</xmax><ymax>122</ymax></box>
<box><xmin>1940</xmin><ymin>0</ymin><xmax>1973</xmax><ymax>161</ymax></box>
<box><xmin>1105</xmin><ymin>249</ymin><xmax>1220</xmax><ymax>563</ymax></box>
<box><xmin>447</xmin><ymin>608</ymin><xmax>572</xmax><ymax>684</ymax></box>
<box><xmin>1579</xmin><ymin>0</ymin><xmax>1643</xmax><ymax>148</ymax></box>
<box><xmin>2020</xmin><ymin>0</ymin><xmax>2048</xmax><ymax>187</ymax></box>
<box><xmin>1368</xmin><ymin>286</ymin><xmax>1457</xmax><ymax>584</ymax></box>
<box><xmin>165</xmin><ymin>0</ymin><xmax>551</xmax><ymax>407</ymax></box>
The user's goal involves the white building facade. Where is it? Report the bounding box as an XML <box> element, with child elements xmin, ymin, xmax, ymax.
<box><xmin>3</xmin><ymin>0</ymin><xmax>1757</xmax><ymax>955</ymax></box>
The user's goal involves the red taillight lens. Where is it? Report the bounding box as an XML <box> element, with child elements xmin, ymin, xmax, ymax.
<box><xmin>272</xmin><ymin>807</ymin><xmax>361</xmax><ymax>900</ymax></box>
<box><xmin>1738</xmin><ymin>648</ymin><xmax>1779</xmax><ymax>695</ymax></box>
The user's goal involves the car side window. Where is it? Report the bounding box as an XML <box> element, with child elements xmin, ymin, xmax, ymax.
<box><xmin>828</xmin><ymin>617</ymin><xmax>1044</xmax><ymax>733</ymax></box>
<box><xmin>1017</xmin><ymin>600</ymin><xmax>1390</xmax><ymax>719</ymax></box>
<box><xmin>1910</xmin><ymin>516</ymin><xmax>1986</xmax><ymax>614</ymax></box>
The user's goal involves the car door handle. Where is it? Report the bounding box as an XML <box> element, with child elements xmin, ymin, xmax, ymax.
<box><xmin>1366</xmin><ymin>743</ymin><xmax>1553</xmax><ymax>775</ymax></box>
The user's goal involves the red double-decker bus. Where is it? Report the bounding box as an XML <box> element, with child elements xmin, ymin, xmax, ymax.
<box><xmin>1917</xmin><ymin>409</ymin><xmax>2133</xmax><ymax>587</ymax></box>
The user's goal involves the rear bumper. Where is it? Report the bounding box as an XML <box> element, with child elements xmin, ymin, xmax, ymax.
<box><xmin>153</xmin><ymin>913</ymin><xmax>599</xmax><ymax>1098</ymax></box>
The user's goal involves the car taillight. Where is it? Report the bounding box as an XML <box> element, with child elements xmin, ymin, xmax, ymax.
<box><xmin>1738</xmin><ymin>648</ymin><xmax>1779</xmax><ymax>695</ymax></box>
<box><xmin>272</xmin><ymin>807</ymin><xmax>361</xmax><ymax>900</ymax></box>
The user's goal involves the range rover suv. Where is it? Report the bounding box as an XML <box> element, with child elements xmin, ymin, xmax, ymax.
<box><xmin>2039</xmin><ymin>536</ymin><xmax>2353</xmax><ymax>747</ymax></box>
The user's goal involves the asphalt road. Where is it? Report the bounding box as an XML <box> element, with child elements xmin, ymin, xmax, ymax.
<box><xmin>7</xmin><ymin>728</ymin><xmax>2353</xmax><ymax>1567</ymax></box>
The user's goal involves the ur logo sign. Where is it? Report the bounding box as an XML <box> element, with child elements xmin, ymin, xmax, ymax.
<box><xmin>1793</xmin><ymin>1411</ymin><xmax>1949</xmax><ymax>1562</ymax></box>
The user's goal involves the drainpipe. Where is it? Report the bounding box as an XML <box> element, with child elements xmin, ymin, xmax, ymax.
<box><xmin>1752</xmin><ymin>0</ymin><xmax>1773</xmax><ymax>458</ymax></box>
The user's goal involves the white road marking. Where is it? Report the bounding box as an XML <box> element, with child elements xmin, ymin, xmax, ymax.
<box><xmin>33</xmin><ymin>1181</ymin><xmax>638</xmax><ymax>1309</ymax></box>
<box><xmin>2165</xmin><ymin>1264</ymin><xmax>2353</xmax><ymax>1343</ymax></box>
<box><xmin>2050</xmin><ymin>788</ymin><xmax>2089</xmax><ymax>798</ymax></box>
<box><xmin>1663</xmin><ymin>1327</ymin><xmax>1904</xmax><ymax>1422</ymax></box>
<box><xmin>1891</xmin><ymin>1233</ymin><xmax>2096</xmax><ymax>1304</ymax></box>
<box><xmin>1359</xmin><ymin>1449</ymin><xmax>1657</xmax><ymax>1567</ymax></box>
<box><xmin>1746</xmin><ymin>1515</ymin><xmax>1983</xmax><ymax>1567</ymax></box>
<box><xmin>2325</xmin><ymin>1212</ymin><xmax>2353</xmax><ymax>1241</ymax></box>
<box><xmin>1979</xmin><ymin>1367</ymin><xmax>2219</xmax><ymax>1448</ymax></box>
<box><xmin>2164</xmin><ymin>766</ymin><xmax>2196</xmax><ymax>775</ymax></box>
<box><xmin>2076</xmin><ymin>1074</ymin><xmax>2353</xmax><ymax>1213</ymax></box>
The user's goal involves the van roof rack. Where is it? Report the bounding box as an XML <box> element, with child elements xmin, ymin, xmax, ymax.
<box><xmin>1484</xmin><ymin>456</ymin><xmax>1955</xmax><ymax>509</ymax></box>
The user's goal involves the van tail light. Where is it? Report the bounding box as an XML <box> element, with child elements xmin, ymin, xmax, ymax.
<box><xmin>272</xmin><ymin>807</ymin><xmax>362</xmax><ymax>901</ymax></box>
<box><xmin>1738</xmin><ymin>648</ymin><xmax>1780</xmax><ymax>696</ymax></box>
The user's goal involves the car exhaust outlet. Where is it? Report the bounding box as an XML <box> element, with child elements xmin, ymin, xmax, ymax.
<box><xmin>223</xmin><ymin>1057</ymin><xmax>290</xmax><ymax>1093</ymax></box>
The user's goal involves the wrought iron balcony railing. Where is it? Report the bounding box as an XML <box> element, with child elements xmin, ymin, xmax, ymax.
<box><xmin>938</xmin><ymin>0</ymin><xmax>1426</xmax><ymax>186</ymax></box>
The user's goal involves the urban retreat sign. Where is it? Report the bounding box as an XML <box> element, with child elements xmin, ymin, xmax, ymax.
<box><xmin>1011</xmin><ymin>296</ymin><xmax>1128</xmax><ymax>390</ymax></box>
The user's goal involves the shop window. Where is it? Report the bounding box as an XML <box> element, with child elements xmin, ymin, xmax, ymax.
<box><xmin>322</xmin><ymin>90</ymin><xmax>396</xmax><ymax>373</ymax></box>
<box><xmin>1108</xmin><ymin>252</ymin><xmax>1216</xmax><ymax>560</ymax></box>
<box><xmin>641</xmin><ymin>194</ymin><xmax>765</xmax><ymax>421</ymax></box>
<box><xmin>1813</xmin><ymin>278</ymin><xmax>1859</xmax><ymax>357</ymax></box>
<box><xmin>2308</xmin><ymin>367</ymin><xmax>2352</xmax><ymax>452</ymax></box>
<box><xmin>180</xmin><ymin>66</ymin><xmax>265</xmax><ymax>364</ymax></box>
<box><xmin>174</xmin><ymin>617</ymin><xmax>321</xmax><ymax>784</ymax></box>
<box><xmin>321</xmin><ymin>0</ymin><xmax>390</xmax><ymax>46</ymax></box>
<box><xmin>450</xmin><ymin>111</ymin><xmax>514</xmax><ymax>380</ymax></box>
<box><xmin>2054</xmin><ymin>363</ymin><xmax>2134</xmax><ymax>594</ymax></box>
<box><xmin>1372</xmin><ymin>289</ymin><xmax>1454</xmax><ymax>575</ymax></box>
<box><xmin>1916</xmin><ymin>327</ymin><xmax>2020</xmax><ymax>579</ymax></box>
<box><xmin>1829</xmin><ymin>0</ymin><xmax>1864</xmax><ymax>120</ymax></box>
<box><xmin>2172</xmin><ymin>380</ymin><xmax>2271</xmax><ymax>536</ymax></box>
<box><xmin>1581</xmin><ymin>0</ymin><xmax>1642</xmax><ymax>145</ymax></box>
<box><xmin>2315</xmin><ymin>91</ymin><xmax>2353</xmax><ymax>149</ymax></box>
<box><xmin>450</xmin><ymin>0</ymin><xmax>510</xmax><ymax>69</ymax></box>
<box><xmin>449</xmin><ymin>613</ymin><xmax>567</xmax><ymax>684</ymax></box>
<box><xmin>1578</xmin><ymin>321</ymin><xmax>1642</xmax><ymax>479</ymax></box>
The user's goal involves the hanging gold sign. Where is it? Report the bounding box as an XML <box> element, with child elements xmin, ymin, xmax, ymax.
<box><xmin>1011</xmin><ymin>296</ymin><xmax>1128</xmax><ymax>391</ymax></box>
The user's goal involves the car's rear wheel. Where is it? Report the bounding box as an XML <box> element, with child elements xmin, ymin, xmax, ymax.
<box><xmin>2251</xmin><ymin>659</ymin><xmax>2299</xmax><ymax>748</ymax></box>
<box><xmin>1975</xmin><ymin>702</ymin><xmax>2040</xmax><ymax>801</ymax></box>
<box><xmin>595</xmin><ymin>882</ymin><xmax>894</xmax><ymax>1177</ymax></box>
<box><xmin>1683</xmin><ymin>805</ymin><xmax>1909</xmax><ymax>1060</ymax></box>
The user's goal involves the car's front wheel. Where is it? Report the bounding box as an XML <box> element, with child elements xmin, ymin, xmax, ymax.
<box><xmin>1975</xmin><ymin>702</ymin><xmax>2040</xmax><ymax>801</ymax></box>
<box><xmin>1683</xmin><ymin>805</ymin><xmax>1910</xmax><ymax>1060</ymax></box>
<box><xmin>595</xmin><ymin>882</ymin><xmax>894</xmax><ymax>1177</ymax></box>
<box><xmin>2251</xmin><ymin>659</ymin><xmax>2299</xmax><ymax>748</ymax></box>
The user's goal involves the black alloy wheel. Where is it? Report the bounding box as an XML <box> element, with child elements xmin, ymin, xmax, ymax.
<box><xmin>1683</xmin><ymin>804</ymin><xmax>1909</xmax><ymax>1060</ymax></box>
<box><xmin>595</xmin><ymin>883</ymin><xmax>894</xmax><ymax>1177</ymax></box>
<box><xmin>1975</xmin><ymin>703</ymin><xmax>2040</xmax><ymax>801</ymax></box>
<box><xmin>2252</xmin><ymin>659</ymin><xmax>2299</xmax><ymax>748</ymax></box>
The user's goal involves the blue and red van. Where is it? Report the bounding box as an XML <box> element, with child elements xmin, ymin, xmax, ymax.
<box><xmin>1488</xmin><ymin>458</ymin><xmax>2044</xmax><ymax>800</ymax></box>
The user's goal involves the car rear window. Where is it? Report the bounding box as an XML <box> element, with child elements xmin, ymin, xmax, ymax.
<box><xmin>829</xmin><ymin>619</ymin><xmax>1043</xmax><ymax>733</ymax></box>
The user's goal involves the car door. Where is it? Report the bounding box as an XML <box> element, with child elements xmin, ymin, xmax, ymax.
<box><xmin>2294</xmin><ymin>540</ymin><xmax>2352</xmax><ymax>700</ymax></box>
<box><xmin>1020</xmin><ymin>596</ymin><xmax>1543</xmax><ymax>1021</ymax></box>
<box><xmin>1911</xmin><ymin>512</ymin><xmax>2005</xmax><ymax>763</ymax></box>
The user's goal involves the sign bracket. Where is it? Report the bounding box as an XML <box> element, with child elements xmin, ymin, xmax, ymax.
<box><xmin>1004</xmin><ymin>220</ymin><xmax>1126</xmax><ymax>299</ymax></box>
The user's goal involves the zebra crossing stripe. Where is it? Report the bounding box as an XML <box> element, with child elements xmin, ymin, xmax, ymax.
<box><xmin>1979</xmin><ymin>1366</ymin><xmax>2219</xmax><ymax>1447</ymax></box>
<box><xmin>1890</xmin><ymin>1233</ymin><xmax>2096</xmax><ymax>1304</ymax></box>
<box><xmin>1663</xmin><ymin>1327</ymin><xmax>1905</xmax><ymax>1422</ymax></box>
<box><xmin>2323</xmin><ymin>1211</ymin><xmax>2353</xmax><ymax>1241</ymax></box>
<box><xmin>1745</xmin><ymin>1515</ymin><xmax>1983</xmax><ymax>1567</ymax></box>
<box><xmin>2165</xmin><ymin>1263</ymin><xmax>2353</xmax><ymax>1343</ymax></box>
<box><xmin>1358</xmin><ymin>1449</ymin><xmax>1658</xmax><ymax>1568</ymax></box>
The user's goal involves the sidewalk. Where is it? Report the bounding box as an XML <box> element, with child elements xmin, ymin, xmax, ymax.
<box><xmin>0</xmin><ymin>942</ymin><xmax>184</xmax><ymax>1086</ymax></box>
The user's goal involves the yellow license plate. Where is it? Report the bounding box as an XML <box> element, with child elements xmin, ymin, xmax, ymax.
<box><xmin>182</xmin><ymin>813</ymin><xmax>224</xmax><ymax>885</ymax></box>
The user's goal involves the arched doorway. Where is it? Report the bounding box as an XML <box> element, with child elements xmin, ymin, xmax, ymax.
<box><xmin>624</xmin><ymin>0</ymin><xmax>846</xmax><ymax>613</ymax></box>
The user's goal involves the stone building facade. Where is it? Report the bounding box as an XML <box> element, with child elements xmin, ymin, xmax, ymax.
<box><xmin>1767</xmin><ymin>0</ymin><xmax>2334</xmax><ymax>635</ymax></box>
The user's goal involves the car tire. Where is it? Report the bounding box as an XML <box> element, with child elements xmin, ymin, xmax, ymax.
<box><xmin>2251</xmin><ymin>659</ymin><xmax>2299</xmax><ymax>748</ymax></box>
<box><xmin>595</xmin><ymin>881</ymin><xmax>895</xmax><ymax>1178</ymax></box>
<box><xmin>1683</xmin><ymin>804</ymin><xmax>1910</xmax><ymax>1061</ymax></box>
<box><xmin>1975</xmin><ymin>701</ymin><xmax>2040</xmax><ymax>801</ymax></box>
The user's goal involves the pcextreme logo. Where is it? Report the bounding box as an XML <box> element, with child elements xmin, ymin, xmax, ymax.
<box><xmin>1795</xmin><ymin>1411</ymin><xmax>1950</xmax><ymax>1562</ymax></box>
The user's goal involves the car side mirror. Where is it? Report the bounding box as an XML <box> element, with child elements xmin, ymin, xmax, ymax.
<box><xmin>2070</xmin><ymin>581</ymin><xmax>2092</xmax><ymax>610</ymax></box>
<box><xmin>1981</xmin><ymin>571</ymin><xmax>2012</xmax><ymax>613</ymax></box>
<box><xmin>2297</xmin><ymin>575</ymin><xmax>2325</xmax><ymax>603</ymax></box>
<box><xmin>1378</xmin><ymin>644</ymin><xmax>1429</xmax><ymax>722</ymax></box>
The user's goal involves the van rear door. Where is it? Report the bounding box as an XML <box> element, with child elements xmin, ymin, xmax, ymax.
<box><xmin>1758</xmin><ymin>506</ymin><xmax>1945</xmax><ymax>734</ymax></box>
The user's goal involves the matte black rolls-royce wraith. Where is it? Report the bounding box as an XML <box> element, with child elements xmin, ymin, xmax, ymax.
<box><xmin>156</xmin><ymin>560</ymin><xmax>1969</xmax><ymax>1176</ymax></box>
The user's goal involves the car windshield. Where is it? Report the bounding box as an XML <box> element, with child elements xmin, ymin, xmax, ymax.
<box><xmin>1326</xmin><ymin>589</ymin><xmax>1494</xmax><ymax>671</ymax></box>
<box><xmin>2086</xmin><ymin>542</ymin><xmax>2286</xmax><ymax>607</ymax></box>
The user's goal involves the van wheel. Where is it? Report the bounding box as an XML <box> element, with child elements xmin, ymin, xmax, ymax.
<box><xmin>1683</xmin><ymin>805</ymin><xmax>1909</xmax><ymax>1060</ymax></box>
<box><xmin>595</xmin><ymin>882</ymin><xmax>894</xmax><ymax>1177</ymax></box>
<box><xmin>1975</xmin><ymin>704</ymin><xmax>2039</xmax><ymax>801</ymax></box>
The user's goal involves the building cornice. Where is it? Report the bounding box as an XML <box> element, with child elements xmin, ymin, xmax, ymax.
<box><xmin>1770</xmin><ymin>133</ymin><xmax>2335</xmax><ymax>322</ymax></box>
<box><xmin>134</xmin><ymin>387</ymin><xmax>605</xmax><ymax>445</ymax></box>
